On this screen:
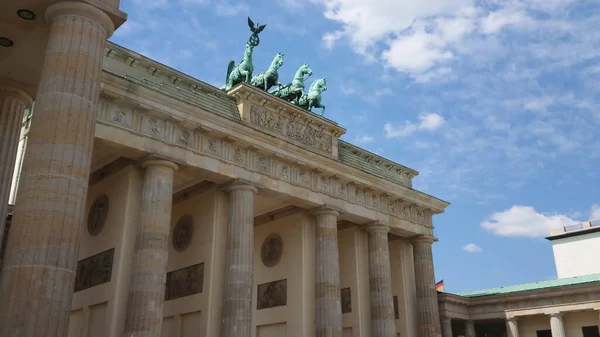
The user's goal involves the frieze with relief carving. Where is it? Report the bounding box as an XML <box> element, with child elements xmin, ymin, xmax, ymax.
<box><xmin>257</xmin><ymin>279</ymin><xmax>287</xmax><ymax>310</ymax></box>
<box><xmin>249</xmin><ymin>105</ymin><xmax>332</xmax><ymax>154</ymax></box>
<box><xmin>97</xmin><ymin>98</ymin><xmax>435</xmax><ymax>228</ymax></box>
<box><xmin>165</xmin><ymin>263</ymin><xmax>204</xmax><ymax>300</ymax></box>
<box><xmin>74</xmin><ymin>248</ymin><xmax>114</xmax><ymax>292</ymax></box>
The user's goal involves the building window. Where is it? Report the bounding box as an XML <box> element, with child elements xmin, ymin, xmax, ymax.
<box><xmin>582</xmin><ymin>326</ymin><xmax>600</xmax><ymax>337</ymax></box>
<box><xmin>536</xmin><ymin>330</ymin><xmax>551</xmax><ymax>337</ymax></box>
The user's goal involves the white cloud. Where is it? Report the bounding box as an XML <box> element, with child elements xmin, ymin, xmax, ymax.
<box><xmin>355</xmin><ymin>135</ymin><xmax>375</xmax><ymax>144</ymax></box>
<box><xmin>384</xmin><ymin>113</ymin><xmax>445</xmax><ymax>138</ymax></box>
<box><xmin>481</xmin><ymin>205</ymin><xmax>581</xmax><ymax>238</ymax></box>
<box><xmin>590</xmin><ymin>205</ymin><xmax>600</xmax><ymax>221</ymax></box>
<box><xmin>214</xmin><ymin>2</ymin><xmax>248</xmax><ymax>16</ymax></box>
<box><xmin>311</xmin><ymin>0</ymin><xmax>577</xmax><ymax>79</ymax></box>
<box><xmin>462</xmin><ymin>243</ymin><xmax>483</xmax><ymax>253</ymax></box>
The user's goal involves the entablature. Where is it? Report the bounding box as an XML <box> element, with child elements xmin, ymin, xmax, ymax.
<box><xmin>98</xmin><ymin>73</ymin><xmax>449</xmax><ymax>231</ymax></box>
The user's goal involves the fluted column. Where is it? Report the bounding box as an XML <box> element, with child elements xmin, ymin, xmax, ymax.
<box><xmin>0</xmin><ymin>83</ymin><xmax>32</xmax><ymax>256</ymax></box>
<box><xmin>364</xmin><ymin>224</ymin><xmax>395</xmax><ymax>337</ymax></box>
<box><xmin>124</xmin><ymin>160</ymin><xmax>178</xmax><ymax>337</ymax></box>
<box><xmin>0</xmin><ymin>2</ymin><xmax>114</xmax><ymax>336</ymax></box>
<box><xmin>465</xmin><ymin>320</ymin><xmax>475</xmax><ymax>337</ymax></box>
<box><xmin>549</xmin><ymin>313</ymin><xmax>565</xmax><ymax>337</ymax></box>
<box><xmin>441</xmin><ymin>317</ymin><xmax>453</xmax><ymax>337</ymax></box>
<box><xmin>313</xmin><ymin>207</ymin><xmax>342</xmax><ymax>337</ymax></box>
<box><xmin>411</xmin><ymin>235</ymin><xmax>442</xmax><ymax>337</ymax></box>
<box><xmin>506</xmin><ymin>318</ymin><xmax>519</xmax><ymax>337</ymax></box>
<box><xmin>220</xmin><ymin>182</ymin><xmax>257</xmax><ymax>337</ymax></box>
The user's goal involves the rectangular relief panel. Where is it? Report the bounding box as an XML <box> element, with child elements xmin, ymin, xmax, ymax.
<box><xmin>74</xmin><ymin>248</ymin><xmax>115</xmax><ymax>292</ymax></box>
<box><xmin>341</xmin><ymin>287</ymin><xmax>352</xmax><ymax>314</ymax></box>
<box><xmin>257</xmin><ymin>279</ymin><xmax>287</xmax><ymax>310</ymax></box>
<box><xmin>165</xmin><ymin>263</ymin><xmax>204</xmax><ymax>301</ymax></box>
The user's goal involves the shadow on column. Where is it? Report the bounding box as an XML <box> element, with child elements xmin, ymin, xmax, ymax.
<box><xmin>0</xmin><ymin>208</ymin><xmax>11</xmax><ymax>271</ymax></box>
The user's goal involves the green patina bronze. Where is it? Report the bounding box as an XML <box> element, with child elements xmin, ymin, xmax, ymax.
<box><xmin>247</xmin><ymin>17</ymin><xmax>266</xmax><ymax>47</ymax></box>
<box><xmin>270</xmin><ymin>64</ymin><xmax>312</xmax><ymax>104</ymax></box>
<box><xmin>221</xmin><ymin>17</ymin><xmax>266</xmax><ymax>91</ymax></box>
<box><xmin>250</xmin><ymin>52</ymin><xmax>284</xmax><ymax>91</ymax></box>
<box><xmin>297</xmin><ymin>78</ymin><xmax>327</xmax><ymax>115</ymax></box>
<box><xmin>221</xmin><ymin>42</ymin><xmax>255</xmax><ymax>91</ymax></box>
<box><xmin>222</xmin><ymin>17</ymin><xmax>328</xmax><ymax>115</ymax></box>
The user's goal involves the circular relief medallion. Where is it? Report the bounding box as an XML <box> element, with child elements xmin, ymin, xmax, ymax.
<box><xmin>261</xmin><ymin>234</ymin><xmax>283</xmax><ymax>267</ymax></box>
<box><xmin>87</xmin><ymin>194</ymin><xmax>109</xmax><ymax>236</ymax></box>
<box><xmin>173</xmin><ymin>215</ymin><xmax>193</xmax><ymax>252</ymax></box>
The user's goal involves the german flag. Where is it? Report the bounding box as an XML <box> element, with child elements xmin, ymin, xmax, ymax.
<box><xmin>435</xmin><ymin>280</ymin><xmax>445</xmax><ymax>292</ymax></box>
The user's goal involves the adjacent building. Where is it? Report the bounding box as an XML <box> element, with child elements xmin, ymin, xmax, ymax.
<box><xmin>438</xmin><ymin>222</ymin><xmax>600</xmax><ymax>337</ymax></box>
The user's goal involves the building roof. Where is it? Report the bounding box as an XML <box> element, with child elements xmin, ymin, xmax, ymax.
<box><xmin>456</xmin><ymin>273</ymin><xmax>600</xmax><ymax>298</ymax></box>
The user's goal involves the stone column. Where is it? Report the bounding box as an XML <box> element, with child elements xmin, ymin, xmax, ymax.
<box><xmin>124</xmin><ymin>160</ymin><xmax>178</xmax><ymax>337</ymax></box>
<box><xmin>465</xmin><ymin>320</ymin><xmax>475</xmax><ymax>337</ymax></box>
<box><xmin>441</xmin><ymin>317</ymin><xmax>453</xmax><ymax>337</ymax></box>
<box><xmin>506</xmin><ymin>318</ymin><xmax>519</xmax><ymax>337</ymax></box>
<box><xmin>364</xmin><ymin>224</ymin><xmax>395</xmax><ymax>337</ymax></box>
<box><xmin>549</xmin><ymin>313</ymin><xmax>565</xmax><ymax>337</ymax></box>
<box><xmin>0</xmin><ymin>2</ymin><xmax>114</xmax><ymax>336</ymax></box>
<box><xmin>313</xmin><ymin>207</ymin><xmax>342</xmax><ymax>337</ymax></box>
<box><xmin>220</xmin><ymin>182</ymin><xmax>257</xmax><ymax>337</ymax></box>
<box><xmin>411</xmin><ymin>235</ymin><xmax>442</xmax><ymax>337</ymax></box>
<box><xmin>0</xmin><ymin>83</ymin><xmax>32</xmax><ymax>253</ymax></box>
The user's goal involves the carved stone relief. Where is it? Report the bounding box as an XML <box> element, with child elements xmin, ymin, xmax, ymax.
<box><xmin>207</xmin><ymin>138</ymin><xmax>219</xmax><ymax>154</ymax></box>
<box><xmin>279</xmin><ymin>164</ymin><xmax>290</xmax><ymax>180</ymax></box>
<box><xmin>97</xmin><ymin>103</ymin><xmax>434</xmax><ymax>227</ymax></box>
<box><xmin>144</xmin><ymin>116</ymin><xmax>165</xmax><ymax>137</ymax></box>
<box><xmin>257</xmin><ymin>279</ymin><xmax>287</xmax><ymax>310</ymax></box>
<box><xmin>416</xmin><ymin>208</ymin><xmax>425</xmax><ymax>223</ymax></box>
<box><xmin>165</xmin><ymin>263</ymin><xmax>204</xmax><ymax>301</ymax></box>
<box><xmin>341</xmin><ymin>287</ymin><xmax>352</xmax><ymax>314</ymax></box>
<box><xmin>320</xmin><ymin>176</ymin><xmax>329</xmax><ymax>191</ymax></box>
<box><xmin>74</xmin><ymin>248</ymin><xmax>114</xmax><ymax>292</ymax></box>
<box><xmin>298</xmin><ymin>170</ymin><xmax>310</xmax><ymax>186</ymax></box>
<box><xmin>261</xmin><ymin>234</ymin><xmax>283</xmax><ymax>267</ymax></box>
<box><xmin>234</xmin><ymin>147</ymin><xmax>245</xmax><ymax>164</ymax></box>
<box><xmin>355</xmin><ymin>188</ymin><xmax>365</xmax><ymax>204</ymax></box>
<box><xmin>172</xmin><ymin>215</ymin><xmax>193</xmax><ymax>252</ymax></box>
<box><xmin>372</xmin><ymin>194</ymin><xmax>380</xmax><ymax>209</ymax></box>
<box><xmin>249</xmin><ymin>105</ymin><xmax>333</xmax><ymax>154</ymax></box>
<box><xmin>257</xmin><ymin>156</ymin><xmax>269</xmax><ymax>172</ymax></box>
<box><xmin>111</xmin><ymin>110</ymin><xmax>131</xmax><ymax>127</ymax></box>
<box><xmin>178</xmin><ymin>129</ymin><xmax>192</xmax><ymax>147</ymax></box>
<box><xmin>87</xmin><ymin>194</ymin><xmax>109</xmax><ymax>236</ymax></box>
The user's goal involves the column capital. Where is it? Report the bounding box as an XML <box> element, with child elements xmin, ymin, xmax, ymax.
<box><xmin>548</xmin><ymin>312</ymin><xmax>563</xmax><ymax>318</ymax></box>
<box><xmin>0</xmin><ymin>82</ymin><xmax>33</xmax><ymax>107</ymax></box>
<box><xmin>140</xmin><ymin>159</ymin><xmax>179</xmax><ymax>172</ymax></box>
<box><xmin>506</xmin><ymin>317</ymin><xmax>518</xmax><ymax>322</ymax></box>
<box><xmin>45</xmin><ymin>1</ymin><xmax>115</xmax><ymax>38</ymax></box>
<box><xmin>410</xmin><ymin>235</ymin><xmax>438</xmax><ymax>245</ymax></box>
<box><xmin>311</xmin><ymin>205</ymin><xmax>340</xmax><ymax>217</ymax></box>
<box><xmin>362</xmin><ymin>222</ymin><xmax>390</xmax><ymax>234</ymax></box>
<box><xmin>224</xmin><ymin>179</ymin><xmax>258</xmax><ymax>194</ymax></box>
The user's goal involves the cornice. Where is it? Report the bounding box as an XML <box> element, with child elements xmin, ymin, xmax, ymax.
<box><xmin>439</xmin><ymin>282</ymin><xmax>600</xmax><ymax>307</ymax></box>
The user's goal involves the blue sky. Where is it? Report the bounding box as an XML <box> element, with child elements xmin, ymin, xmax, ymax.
<box><xmin>110</xmin><ymin>0</ymin><xmax>600</xmax><ymax>293</ymax></box>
